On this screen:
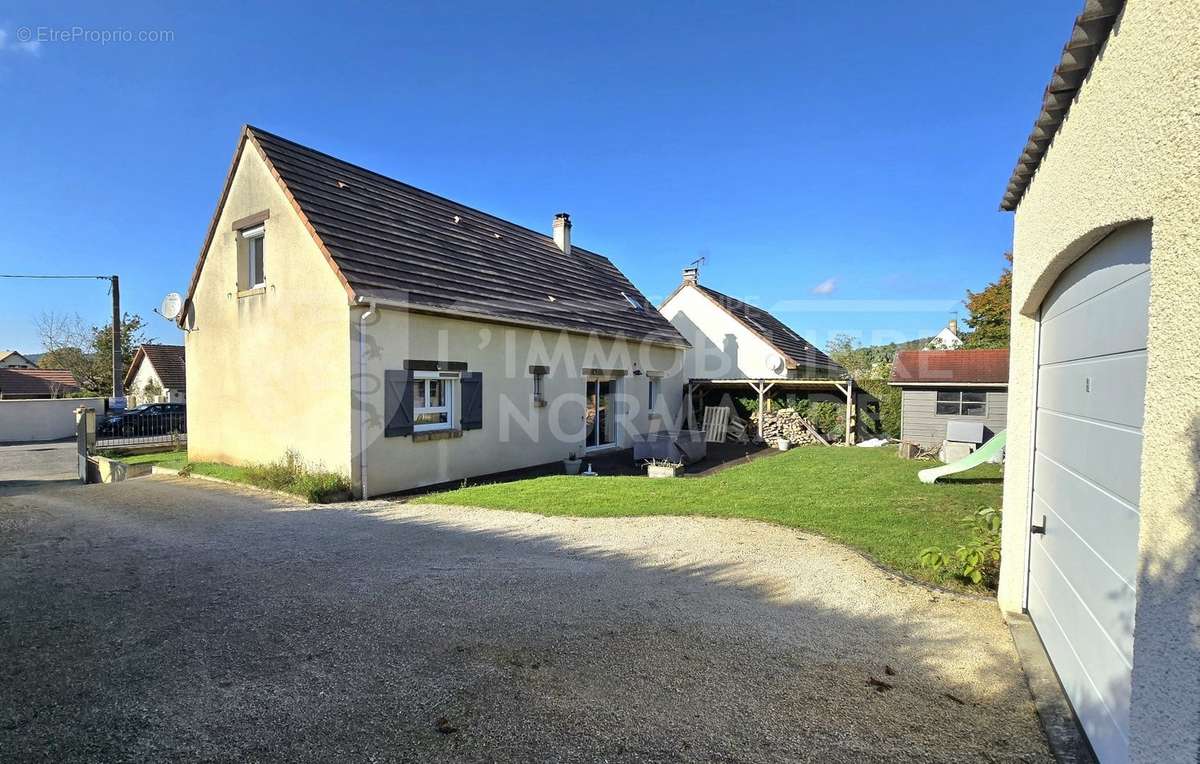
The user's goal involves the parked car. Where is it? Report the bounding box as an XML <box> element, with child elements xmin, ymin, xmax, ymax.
<box><xmin>98</xmin><ymin>403</ymin><xmax>187</xmax><ymax>438</ymax></box>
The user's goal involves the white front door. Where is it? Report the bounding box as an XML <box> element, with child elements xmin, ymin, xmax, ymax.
<box><xmin>1027</xmin><ymin>222</ymin><xmax>1150</xmax><ymax>764</ymax></box>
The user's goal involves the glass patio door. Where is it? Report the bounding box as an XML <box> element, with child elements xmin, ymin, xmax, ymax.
<box><xmin>585</xmin><ymin>379</ymin><xmax>616</xmax><ymax>449</ymax></box>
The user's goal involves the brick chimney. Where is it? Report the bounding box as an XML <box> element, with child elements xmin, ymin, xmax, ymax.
<box><xmin>948</xmin><ymin>318</ymin><xmax>959</xmax><ymax>335</ymax></box>
<box><xmin>552</xmin><ymin>213</ymin><xmax>571</xmax><ymax>254</ymax></box>
<box><xmin>682</xmin><ymin>266</ymin><xmax>699</xmax><ymax>285</ymax></box>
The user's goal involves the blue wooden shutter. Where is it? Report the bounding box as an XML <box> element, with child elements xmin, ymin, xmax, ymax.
<box><xmin>460</xmin><ymin>372</ymin><xmax>483</xmax><ymax>431</ymax></box>
<box><xmin>384</xmin><ymin>370</ymin><xmax>414</xmax><ymax>437</ymax></box>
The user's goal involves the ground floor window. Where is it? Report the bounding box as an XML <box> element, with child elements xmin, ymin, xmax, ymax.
<box><xmin>935</xmin><ymin>390</ymin><xmax>985</xmax><ymax>416</ymax></box>
<box><xmin>413</xmin><ymin>372</ymin><xmax>456</xmax><ymax>431</ymax></box>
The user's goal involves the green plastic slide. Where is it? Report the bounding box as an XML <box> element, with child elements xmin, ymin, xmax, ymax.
<box><xmin>918</xmin><ymin>430</ymin><xmax>1007</xmax><ymax>484</ymax></box>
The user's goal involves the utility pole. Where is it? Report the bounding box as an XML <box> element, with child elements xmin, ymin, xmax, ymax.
<box><xmin>110</xmin><ymin>275</ymin><xmax>124</xmax><ymax>409</ymax></box>
<box><xmin>0</xmin><ymin>271</ymin><xmax>125</xmax><ymax>408</ymax></box>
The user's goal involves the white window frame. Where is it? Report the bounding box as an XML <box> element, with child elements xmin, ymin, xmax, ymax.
<box><xmin>241</xmin><ymin>224</ymin><xmax>266</xmax><ymax>289</ymax></box>
<box><xmin>413</xmin><ymin>370</ymin><xmax>457</xmax><ymax>432</ymax></box>
<box><xmin>647</xmin><ymin>375</ymin><xmax>662</xmax><ymax>416</ymax></box>
<box><xmin>934</xmin><ymin>389</ymin><xmax>987</xmax><ymax>417</ymax></box>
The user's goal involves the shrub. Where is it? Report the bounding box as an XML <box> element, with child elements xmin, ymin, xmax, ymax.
<box><xmin>244</xmin><ymin>449</ymin><xmax>351</xmax><ymax>503</ymax></box>
<box><xmin>919</xmin><ymin>508</ymin><xmax>1002</xmax><ymax>588</ymax></box>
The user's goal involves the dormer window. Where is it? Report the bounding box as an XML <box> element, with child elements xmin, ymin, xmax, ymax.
<box><xmin>240</xmin><ymin>225</ymin><xmax>266</xmax><ymax>289</ymax></box>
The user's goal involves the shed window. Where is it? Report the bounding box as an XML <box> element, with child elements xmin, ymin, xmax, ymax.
<box><xmin>935</xmin><ymin>390</ymin><xmax>986</xmax><ymax>416</ymax></box>
<box><xmin>413</xmin><ymin>371</ymin><xmax>456</xmax><ymax>432</ymax></box>
<box><xmin>648</xmin><ymin>375</ymin><xmax>661</xmax><ymax>415</ymax></box>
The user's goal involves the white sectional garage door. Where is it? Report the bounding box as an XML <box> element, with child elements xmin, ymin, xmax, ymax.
<box><xmin>1028</xmin><ymin>222</ymin><xmax>1150</xmax><ymax>764</ymax></box>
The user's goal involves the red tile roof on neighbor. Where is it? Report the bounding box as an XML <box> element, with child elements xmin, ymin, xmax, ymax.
<box><xmin>889</xmin><ymin>349</ymin><xmax>1010</xmax><ymax>386</ymax></box>
<box><xmin>125</xmin><ymin>344</ymin><xmax>186</xmax><ymax>391</ymax></box>
<box><xmin>0</xmin><ymin>368</ymin><xmax>82</xmax><ymax>398</ymax></box>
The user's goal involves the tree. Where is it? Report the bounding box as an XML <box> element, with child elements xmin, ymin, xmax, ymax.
<box><xmin>962</xmin><ymin>253</ymin><xmax>1013</xmax><ymax>349</ymax></box>
<box><xmin>35</xmin><ymin>311</ymin><xmax>152</xmax><ymax>395</ymax></box>
<box><xmin>825</xmin><ymin>334</ymin><xmax>902</xmax><ymax>438</ymax></box>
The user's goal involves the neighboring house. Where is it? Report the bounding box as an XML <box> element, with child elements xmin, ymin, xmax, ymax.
<box><xmin>0</xmin><ymin>368</ymin><xmax>80</xmax><ymax>399</ymax></box>
<box><xmin>659</xmin><ymin>268</ymin><xmax>870</xmax><ymax>443</ymax></box>
<box><xmin>0</xmin><ymin>351</ymin><xmax>36</xmax><ymax>369</ymax></box>
<box><xmin>124</xmin><ymin>344</ymin><xmax>187</xmax><ymax>405</ymax></box>
<box><xmin>927</xmin><ymin>319</ymin><xmax>963</xmax><ymax>349</ymax></box>
<box><xmin>179</xmin><ymin>126</ymin><xmax>687</xmax><ymax>496</ymax></box>
<box><xmin>996</xmin><ymin>2</ymin><xmax>1199</xmax><ymax>762</ymax></box>
<box><xmin>888</xmin><ymin>349</ymin><xmax>1008</xmax><ymax>448</ymax></box>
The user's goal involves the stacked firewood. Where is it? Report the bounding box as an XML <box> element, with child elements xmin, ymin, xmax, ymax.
<box><xmin>751</xmin><ymin>408</ymin><xmax>828</xmax><ymax>445</ymax></box>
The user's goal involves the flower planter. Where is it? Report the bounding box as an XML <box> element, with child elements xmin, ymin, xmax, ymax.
<box><xmin>647</xmin><ymin>463</ymin><xmax>683</xmax><ymax>478</ymax></box>
<box><xmin>563</xmin><ymin>458</ymin><xmax>583</xmax><ymax>475</ymax></box>
<box><xmin>777</xmin><ymin>438</ymin><xmax>791</xmax><ymax>451</ymax></box>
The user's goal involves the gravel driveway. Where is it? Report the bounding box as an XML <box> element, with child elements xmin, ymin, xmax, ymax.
<box><xmin>0</xmin><ymin>472</ymin><xmax>1051</xmax><ymax>762</ymax></box>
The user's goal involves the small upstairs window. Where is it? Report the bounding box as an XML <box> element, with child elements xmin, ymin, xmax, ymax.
<box><xmin>240</xmin><ymin>224</ymin><xmax>266</xmax><ymax>289</ymax></box>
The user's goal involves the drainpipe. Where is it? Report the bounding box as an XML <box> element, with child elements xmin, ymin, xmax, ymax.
<box><xmin>358</xmin><ymin>299</ymin><xmax>377</xmax><ymax>499</ymax></box>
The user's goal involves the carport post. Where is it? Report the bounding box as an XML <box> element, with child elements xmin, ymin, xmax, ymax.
<box><xmin>844</xmin><ymin>379</ymin><xmax>853</xmax><ymax>445</ymax></box>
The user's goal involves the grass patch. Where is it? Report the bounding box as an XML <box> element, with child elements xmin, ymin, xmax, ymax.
<box><xmin>429</xmin><ymin>446</ymin><xmax>1003</xmax><ymax>591</ymax></box>
<box><xmin>111</xmin><ymin>448</ymin><xmax>350</xmax><ymax>503</ymax></box>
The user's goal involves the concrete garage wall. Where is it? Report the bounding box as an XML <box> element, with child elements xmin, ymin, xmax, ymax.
<box><xmin>997</xmin><ymin>2</ymin><xmax>1200</xmax><ymax>761</ymax></box>
<box><xmin>0</xmin><ymin>398</ymin><xmax>104</xmax><ymax>443</ymax></box>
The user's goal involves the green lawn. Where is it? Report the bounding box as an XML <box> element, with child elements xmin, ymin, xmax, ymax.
<box><xmin>108</xmin><ymin>450</ymin><xmax>252</xmax><ymax>482</ymax></box>
<box><xmin>428</xmin><ymin>446</ymin><xmax>1003</xmax><ymax>590</ymax></box>
<box><xmin>107</xmin><ymin>449</ymin><xmax>349</xmax><ymax>502</ymax></box>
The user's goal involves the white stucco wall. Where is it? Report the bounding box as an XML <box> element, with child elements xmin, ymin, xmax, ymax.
<box><xmin>660</xmin><ymin>284</ymin><xmax>787</xmax><ymax>379</ymax></box>
<box><xmin>997</xmin><ymin>3</ymin><xmax>1200</xmax><ymax>760</ymax></box>
<box><xmin>184</xmin><ymin>139</ymin><xmax>354</xmax><ymax>476</ymax></box>
<box><xmin>0</xmin><ymin>398</ymin><xmax>105</xmax><ymax>442</ymax></box>
<box><xmin>358</xmin><ymin>307</ymin><xmax>686</xmax><ymax>495</ymax></box>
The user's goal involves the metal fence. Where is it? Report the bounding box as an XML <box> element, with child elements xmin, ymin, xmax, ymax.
<box><xmin>95</xmin><ymin>409</ymin><xmax>187</xmax><ymax>448</ymax></box>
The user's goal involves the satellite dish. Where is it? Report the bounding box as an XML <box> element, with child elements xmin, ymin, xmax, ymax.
<box><xmin>765</xmin><ymin>352</ymin><xmax>786</xmax><ymax>374</ymax></box>
<box><xmin>160</xmin><ymin>292</ymin><xmax>183</xmax><ymax>320</ymax></box>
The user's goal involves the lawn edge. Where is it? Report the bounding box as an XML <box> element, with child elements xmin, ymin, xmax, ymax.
<box><xmin>408</xmin><ymin>499</ymin><xmax>994</xmax><ymax>600</ymax></box>
<box><xmin>149</xmin><ymin>465</ymin><xmax>313</xmax><ymax>504</ymax></box>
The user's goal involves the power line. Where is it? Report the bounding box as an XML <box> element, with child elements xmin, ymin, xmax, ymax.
<box><xmin>0</xmin><ymin>274</ymin><xmax>111</xmax><ymax>280</ymax></box>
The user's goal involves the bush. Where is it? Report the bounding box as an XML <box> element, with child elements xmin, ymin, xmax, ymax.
<box><xmin>244</xmin><ymin>449</ymin><xmax>351</xmax><ymax>503</ymax></box>
<box><xmin>919</xmin><ymin>508</ymin><xmax>1002</xmax><ymax>588</ymax></box>
<box><xmin>856</xmin><ymin>378</ymin><xmax>901</xmax><ymax>439</ymax></box>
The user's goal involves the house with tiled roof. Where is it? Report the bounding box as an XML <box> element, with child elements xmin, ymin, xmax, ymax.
<box><xmin>179</xmin><ymin>126</ymin><xmax>688</xmax><ymax>496</ymax></box>
<box><xmin>659</xmin><ymin>267</ymin><xmax>874</xmax><ymax>444</ymax></box>
<box><xmin>888</xmin><ymin>349</ymin><xmax>1008</xmax><ymax>448</ymax></box>
<box><xmin>0</xmin><ymin>351</ymin><xmax>36</xmax><ymax>369</ymax></box>
<box><xmin>124</xmin><ymin>344</ymin><xmax>187</xmax><ymax>405</ymax></box>
<box><xmin>0</xmin><ymin>368</ymin><xmax>81</xmax><ymax>399</ymax></box>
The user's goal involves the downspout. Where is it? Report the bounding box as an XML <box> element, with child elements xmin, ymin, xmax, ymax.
<box><xmin>358</xmin><ymin>299</ymin><xmax>377</xmax><ymax>499</ymax></box>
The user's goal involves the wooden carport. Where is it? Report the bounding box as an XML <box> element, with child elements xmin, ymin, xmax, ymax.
<box><xmin>685</xmin><ymin>378</ymin><xmax>860</xmax><ymax>445</ymax></box>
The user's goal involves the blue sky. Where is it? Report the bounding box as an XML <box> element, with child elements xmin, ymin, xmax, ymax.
<box><xmin>0</xmin><ymin>1</ymin><xmax>1079</xmax><ymax>354</ymax></box>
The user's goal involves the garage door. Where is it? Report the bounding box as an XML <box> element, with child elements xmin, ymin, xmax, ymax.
<box><xmin>1028</xmin><ymin>222</ymin><xmax>1150</xmax><ymax>764</ymax></box>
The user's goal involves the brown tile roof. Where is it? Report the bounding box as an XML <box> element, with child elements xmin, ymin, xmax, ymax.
<box><xmin>694</xmin><ymin>285</ymin><xmax>846</xmax><ymax>377</ymax></box>
<box><xmin>1000</xmin><ymin>0</ymin><xmax>1124</xmax><ymax>211</ymax></box>
<box><xmin>125</xmin><ymin>344</ymin><xmax>186</xmax><ymax>391</ymax></box>
<box><xmin>889</xmin><ymin>349</ymin><xmax>1010</xmax><ymax>385</ymax></box>
<box><xmin>0</xmin><ymin>368</ymin><xmax>81</xmax><ymax>398</ymax></box>
<box><xmin>185</xmin><ymin>126</ymin><xmax>687</xmax><ymax>348</ymax></box>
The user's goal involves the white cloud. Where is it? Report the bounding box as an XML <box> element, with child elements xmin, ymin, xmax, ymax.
<box><xmin>0</xmin><ymin>28</ymin><xmax>42</xmax><ymax>55</ymax></box>
<box><xmin>811</xmin><ymin>277</ymin><xmax>837</xmax><ymax>296</ymax></box>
